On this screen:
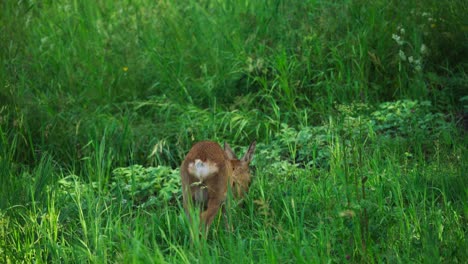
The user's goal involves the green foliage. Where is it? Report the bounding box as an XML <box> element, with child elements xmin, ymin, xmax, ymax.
<box><xmin>1</xmin><ymin>0</ymin><xmax>467</xmax><ymax>263</ymax></box>
<box><xmin>55</xmin><ymin>165</ymin><xmax>181</xmax><ymax>210</ymax></box>
<box><xmin>260</xmin><ymin>100</ymin><xmax>456</xmax><ymax>168</ymax></box>
<box><xmin>111</xmin><ymin>165</ymin><xmax>181</xmax><ymax>207</ymax></box>
<box><xmin>370</xmin><ymin>100</ymin><xmax>454</xmax><ymax>139</ymax></box>
<box><xmin>267</xmin><ymin>124</ymin><xmax>331</xmax><ymax>168</ymax></box>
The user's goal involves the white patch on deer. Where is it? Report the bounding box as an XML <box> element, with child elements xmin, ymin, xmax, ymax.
<box><xmin>188</xmin><ymin>159</ymin><xmax>219</xmax><ymax>181</ymax></box>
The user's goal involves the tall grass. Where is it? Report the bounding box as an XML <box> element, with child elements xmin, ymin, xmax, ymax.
<box><xmin>1</xmin><ymin>0</ymin><xmax>467</xmax><ymax>263</ymax></box>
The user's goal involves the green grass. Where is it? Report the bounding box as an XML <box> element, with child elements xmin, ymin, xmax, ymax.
<box><xmin>1</xmin><ymin>0</ymin><xmax>467</xmax><ymax>263</ymax></box>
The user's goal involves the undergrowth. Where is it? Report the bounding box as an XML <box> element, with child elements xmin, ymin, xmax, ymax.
<box><xmin>1</xmin><ymin>0</ymin><xmax>466</xmax><ymax>263</ymax></box>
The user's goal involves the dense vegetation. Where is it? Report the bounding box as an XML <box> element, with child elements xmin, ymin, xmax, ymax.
<box><xmin>1</xmin><ymin>0</ymin><xmax>466</xmax><ymax>262</ymax></box>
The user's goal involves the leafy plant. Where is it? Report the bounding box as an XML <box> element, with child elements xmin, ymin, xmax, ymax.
<box><xmin>111</xmin><ymin>165</ymin><xmax>181</xmax><ymax>208</ymax></box>
<box><xmin>56</xmin><ymin>165</ymin><xmax>181</xmax><ymax>210</ymax></box>
<box><xmin>1</xmin><ymin>0</ymin><xmax>466</xmax><ymax>262</ymax></box>
<box><xmin>370</xmin><ymin>100</ymin><xmax>454</xmax><ymax>140</ymax></box>
<box><xmin>271</xmin><ymin>124</ymin><xmax>331</xmax><ymax>168</ymax></box>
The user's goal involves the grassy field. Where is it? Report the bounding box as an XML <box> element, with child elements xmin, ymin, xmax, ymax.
<box><xmin>1</xmin><ymin>0</ymin><xmax>467</xmax><ymax>263</ymax></box>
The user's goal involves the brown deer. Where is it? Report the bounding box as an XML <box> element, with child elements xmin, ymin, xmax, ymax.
<box><xmin>180</xmin><ymin>140</ymin><xmax>256</xmax><ymax>233</ymax></box>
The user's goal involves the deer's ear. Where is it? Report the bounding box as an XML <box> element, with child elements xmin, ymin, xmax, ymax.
<box><xmin>241</xmin><ymin>140</ymin><xmax>256</xmax><ymax>162</ymax></box>
<box><xmin>224</xmin><ymin>142</ymin><xmax>237</xmax><ymax>160</ymax></box>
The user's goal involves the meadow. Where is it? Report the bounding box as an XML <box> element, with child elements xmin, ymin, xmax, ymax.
<box><xmin>1</xmin><ymin>0</ymin><xmax>467</xmax><ymax>263</ymax></box>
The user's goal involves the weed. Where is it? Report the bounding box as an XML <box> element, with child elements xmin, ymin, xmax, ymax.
<box><xmin>1</xmin><ymin>0</ymin><xmax>466</xmax><ymax>263</ymax></box>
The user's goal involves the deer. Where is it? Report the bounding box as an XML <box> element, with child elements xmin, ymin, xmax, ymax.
<box><xmin>180</xmin><ymin>140</ymin><xmax>256</xmax><ymax>234</ymax></box>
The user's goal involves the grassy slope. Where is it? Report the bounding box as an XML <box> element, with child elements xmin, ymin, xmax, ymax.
<box><xmin>1</xmin><ymin>0</ymin><xmax>467</xmax><ymax>263</ymax></box>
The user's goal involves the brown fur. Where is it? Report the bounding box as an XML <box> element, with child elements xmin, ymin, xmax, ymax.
<box><xmin>224</xmin><ymin>141</ymin><xmax>256</xmax><ymax>199</ymax></box>
<box><xmin>180</xmin><ymin>140</ymin><xmax>256</xmax><ymax>233</ymax></box>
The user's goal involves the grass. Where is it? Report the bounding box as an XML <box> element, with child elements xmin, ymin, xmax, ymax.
<box><xmin>1</xmin><ymin>0</ymin><xmax>467</xmax><ymax>263</ymax></box>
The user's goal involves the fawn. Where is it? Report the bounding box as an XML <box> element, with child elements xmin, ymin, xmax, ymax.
<box><xmin>180</xmin><ymin>140</ymin><xmax>256</xmax><ymax>233</ymax></box>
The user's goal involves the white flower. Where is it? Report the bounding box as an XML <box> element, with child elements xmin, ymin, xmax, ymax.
<box><xmin>247</xmin><ymin>57</ymin><xmax>254</xmax><ymax>72</ymax></box>
<box><xmin>420</xmin><ymin>44</ymin><xmax>428</xmax><ymax>55</ymax></box>
<box><xmin>413</xmin><ymin>58</ymin><xmax>422</xmax><ymax>71</ymax></box>
<box><xmin>256</xmin><ymin>58</ymin><xmax>264</xmax><ymax>70</ymax></box>
<box><xmin>399</xmin><ymin>50</ymin><xmax>407</xmax><ymax>61</ymax></box>
<box><xmin>408</xmin><ymin>56</ymin><xmax>414</xmax><ymax>63</ymax></box>
<box><xmin>392</xmin><ymin>34</ymin><xmax>404</xmax><ymax>46</ymax></box>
